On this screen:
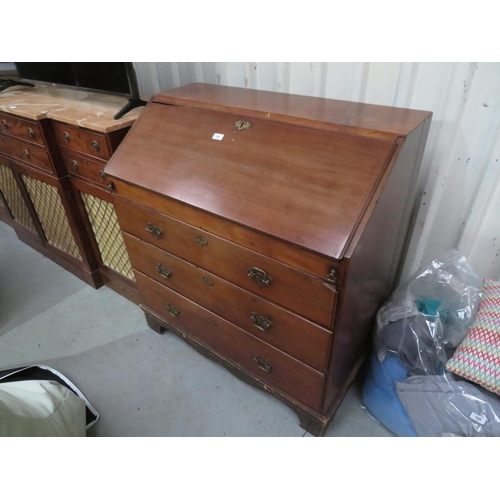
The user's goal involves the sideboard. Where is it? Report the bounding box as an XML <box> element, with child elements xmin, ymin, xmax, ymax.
<box><xmin>0</xmin><ymin>84</ymin><xmax>142</xmax><ymax>301</ymax></box>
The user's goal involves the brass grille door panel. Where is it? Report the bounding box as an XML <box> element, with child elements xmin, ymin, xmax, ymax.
<box><xmin>81</xmin><ymin>192</ymin><xmax>135</xmax><ymax>280</ymax></box>
<box><xmin>21</xmin><ymin>175</ymin><xmax>82</xmax><ymax>260</ymax></box>
<box><xmin>0</xmin><ymin>164</ymin><xmax>37</xmax><ymax>232</ymax></box>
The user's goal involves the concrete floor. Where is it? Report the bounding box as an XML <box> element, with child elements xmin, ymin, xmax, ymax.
<box><xmin>0</xmin><ymin>222</ymin><xmax>393</xmax><ymax>437</ymax></box>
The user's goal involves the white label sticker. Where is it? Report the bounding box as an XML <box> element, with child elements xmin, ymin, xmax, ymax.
<box><xmin>212</xmin><ymin>133</ymin><xmax>224</xmax><ymax>140</ymax></box>
<box><xmin>470</xmin><ymin>412</ymin><xmax>487</xmax><ymax>425</ymax></box>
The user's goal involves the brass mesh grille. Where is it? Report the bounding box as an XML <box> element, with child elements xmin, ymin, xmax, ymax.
<box><xmin>0</xmin><ymin>164</ymin><xmax>37</xmax><ymax>232</ymax></box>
<box><xmin>22</xmin><ymin>175</ymin><xmax>82</xmax><ymax>260</ymax></box>
<box><xmin>81</xmin><ymin>192</ymin><xmax>135</xmax><ymax>281</ymax></box>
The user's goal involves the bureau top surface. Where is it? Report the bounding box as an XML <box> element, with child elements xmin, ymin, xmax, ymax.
<box><xmin>154</xmin><ymin>83</ymin><xmax>432</xmax><ymax>140</ymax></box>
<box><xmin>0</xmin><ymin>84</ymin><xmax>142</xmax><ymax>132</ymax></box>
<box><xmin>106</xmin><ymin>84</ymin><xmax>429</xmax><ymax>260</ymax></box>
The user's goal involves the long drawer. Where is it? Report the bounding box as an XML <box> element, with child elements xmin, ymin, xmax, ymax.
<box><xmin>0</xmin><ymin>112</ymin><xmax>45</xmax><ymax>147</ymax></box>
<box><xmin>0</xmin><ymin>135</ymin><xmax>53</xmax><ymax>173</ymax></box>
<box><xmin>136</xmin><ymin>270</ymin><xmax>325</xmax><ymax>411</ymax></box>
<box><xmin>52</xmin><ymin>121</ymin><xmax>111</xmax><ymax>161</ymax></box>
<box><xmin>124</xmin><ymin>233</ymin><xmax>332</xmax><ymax>372</ymax></box>
<box><xmin>115</xmin><ymin>197</ymin><xmax>337</xmax><ymax>327</ymax></box>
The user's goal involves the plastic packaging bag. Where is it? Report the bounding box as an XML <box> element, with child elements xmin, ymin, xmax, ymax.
<box><xmin>363</xmin><ymin>249</ymin><xmax>487</xmax><ymax>436</ymax></box>
<box><xmin>375</xmin><ymin>249</ymin><xmax>482</xmax><ymax>375</ymax></box>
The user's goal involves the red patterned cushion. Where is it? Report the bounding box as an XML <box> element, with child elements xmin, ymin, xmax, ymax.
<box><xmin>446</xmin><ymin>278</ymin><xmax>500</xmax><ymax>396</ymax></box>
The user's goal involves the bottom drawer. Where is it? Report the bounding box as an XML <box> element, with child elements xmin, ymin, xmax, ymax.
<box><xmin>136</xmin><ymin>271</ymin><xmax>325</xmax><ymax>411</ymax></box>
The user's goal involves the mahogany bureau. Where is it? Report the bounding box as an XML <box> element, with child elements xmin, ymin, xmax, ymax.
<box><xmin>105</xmin><ymin>83</ymin><xmax>432</xmax><ymax>436</ymax></box>
<box><xmin>0</xmin><ymin>85</ymin><xmax>141</xmax><ymax>301</ymax></box>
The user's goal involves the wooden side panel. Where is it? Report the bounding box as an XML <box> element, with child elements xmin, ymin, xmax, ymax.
<box><xmin>322</xmin><ymin>117</ymin><xmax>432</xmax><ymax>413</ymax></box>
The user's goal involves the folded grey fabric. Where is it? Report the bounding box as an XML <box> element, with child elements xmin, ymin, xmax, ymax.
<box><xmin>396</xmin><ymin>374</ymin><xmax>500</xmax><ymax>437</ymax></box>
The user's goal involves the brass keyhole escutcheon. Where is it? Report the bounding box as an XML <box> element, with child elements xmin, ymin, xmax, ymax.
<box><xmin>200</xmin><ymin>276</ymin><xmax>213</xmax><ymax>287</ymax></box>
<box><xmin>195</xmin><ymin>235</ymin><xmax>208</xmax><ymax>247</ymax></box>
<box><xmin>234</xmin><ymin>120</ymin><xmax>251</xmax><ymax>131</ymax></box>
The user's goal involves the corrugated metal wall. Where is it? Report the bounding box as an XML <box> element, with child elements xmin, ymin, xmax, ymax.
<box><xmin>133</xmin><ymin>62</ymin><xmax>500</xmax><ymax>283</ymax></box>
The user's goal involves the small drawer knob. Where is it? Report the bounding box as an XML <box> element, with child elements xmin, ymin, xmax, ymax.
<box><xmin>99</xmin><ymin>170</ymin><xmax>106</xmax><ymax>179</ymax></box>
<box><xmin>253</xmin><ymin>355</ymin><xmax>273</xmax><ymax>373</ymax></box>
<box><xmin>248</xmin><ymin>267</ymin><xmax>272</xmax><ymax>288</ymax></box>
<box><xmin>63</xmin><ymin>132</ymin><xmax>71</xmax><ymax>142</ymax></box>
<box><xmin>2</xmin><ymin>119</ymin><xmax>8</xmax><ymax>129</ymax></box>
<box><xmin>91</xmin><ymin>140</ymin><xmax>100</xmax><ymax>151</ymax></box>
<box><xmin>71</xmin><ymin>160</ymin><xmax>79</xmax><ymax>170</ymax></box>
<box><xmin>27</xmin><ymin>127</ymin><xmax>35</xmax><ymax>138</ymax></box>
<box><xmin>23</xmin><ymin>149</ymin><xmax>30</xmax><ymax>159</ymax></box>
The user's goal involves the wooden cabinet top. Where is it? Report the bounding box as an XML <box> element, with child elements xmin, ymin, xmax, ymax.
<box><xmin>0</xmin><ymin>84</ymin><xmax>142</xmax><ymax>132</ymax></box>
<box><xmin>106</xmin><ymin>84</ymin><xmax>431</xmax><ymax>260</ymax></box>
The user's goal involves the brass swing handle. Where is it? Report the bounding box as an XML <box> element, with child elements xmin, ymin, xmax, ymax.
<box><xmin>250</xmin><ymin>312</ymin><xmax>273</xmax><ymax>332</ymax></box>
<box><xmin>248</xmin><ymin>267</ymin><xmax>272</xmax><ymax>288</ymax></box>
<box><xmin>156</xmin><ymin>263</ymin><xmax>172</xmax><ymax>279</ymax></box>
<box><xmin>165</xmin><ymin>303</ymin><xmax>180</xmax><ymax>317</ymax></box>
<box><xmin>145</xmin><ymin>222</ymin><xmax>164</xmax><ymax>240</ymax></box>
<box><xmin>253</xmin><ymin>355</ymin><xmax>273</xmax><ymax>373</ymax></box>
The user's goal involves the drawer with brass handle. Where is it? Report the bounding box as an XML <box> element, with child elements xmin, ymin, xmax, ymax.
<box><xmin>52</xmin><ymin>121</ymin><xmax>111</xmax><ymax>160</ymax></box>
<box><xmin>0</xmin><ymin>112</ymin><xmax>45</xmax><ymax>147</ymax></box>
<box><xmin>0</xmin><ymin>135</ymin><xmax>53</xmax><ymax>173</ymax></box>
<box><xmin>116</xmin><ymin>197</ymin><xmax>336</xmax><ymax>327</ymax></box>
<box><xmin>60</xmin><ymin>148</ymin><xmax>110</xmax><ymax>187</ymax></box>
<box><xmin>123</xmin><ymin>233</ymin><xmax>332</xmax><ymax>371</ymax></box>
<box><xmin>135</xmin><ymin>270</ymin><xmax>326</xmax><ymax>411</ymax></box>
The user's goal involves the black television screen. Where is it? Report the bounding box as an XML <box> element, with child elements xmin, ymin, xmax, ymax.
<box><xmin>15</xmin><ymin>62</ymin><xmax>132</xmax><ymax>96</ymax></box>
<box><xmin>6</xmin><ymin>62</ymin><xmax>146</xmax><ymax>120</ymax></box>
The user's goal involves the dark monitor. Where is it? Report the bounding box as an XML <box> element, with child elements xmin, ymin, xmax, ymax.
<box><xmin>15</xmin><ymin>62</ymin><xmax>132</xmax><ymax>97</ymax></box>
<box><xmin>2</xmin><ymin>62</ymin><xmax>146</xmax><ymax>119</ymax></box>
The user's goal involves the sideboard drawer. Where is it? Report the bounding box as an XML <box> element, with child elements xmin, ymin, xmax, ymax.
<box><xmin>60</xmin><ymin>148</ymin><xmax>108</xmax><ymax>186</ymax></box>
<box><xmin>135</xmin><ymin>270</ymin><xmax>325</xmax><ymax>411</ymax></box>
<box><xmin>52</xmin><ymin>122</ymin><xmax>111</xmax><ymax>160</ymax></box>
<box><xmin>124</xmin><ymin>233</ymin><xmax>332</xmax><ymax>372</ymax></box>
<box><xmin>0</xmin><ymin>112</ymin><xmax>45</xmax><ymax>147</ymax></box>
<box><xmin>115</xmin><ymin>197</ymin><xmax>337</xmax><ymax>327</ymax></box>
<box><xmin>0</xmin><ymin>135</ymin><xmax>53</xmax><ymax>173</ymax></box>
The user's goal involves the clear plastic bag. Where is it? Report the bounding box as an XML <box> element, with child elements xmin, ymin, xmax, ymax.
<box><xmin>362</xmin><ymin>249</ymin><xmax>493</xmax><ymax>436</ymax></box>
<box><xmin>375</xmin><ymin>249</ymin><xmax>482</xmax><ymax>375</ymax></box>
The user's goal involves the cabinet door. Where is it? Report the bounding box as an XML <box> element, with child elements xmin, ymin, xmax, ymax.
<box><xmin>71</xmin><ymin>179</ymin><xmax>135</xmax><ymax>282</ymax></box>
<box><xmin>81</xmin><ymin>190</ymin><xmax>135</xmax><ymax>281</ymax></box>
<box><xmin>20</xmin><ymin>174</ymin><xmax>82</xmax><ymax>261</ymax></box>
<box><xmin>0</xmin><ymin>162</ymin><xmax>38</xmax><ymax>235</ymax></box>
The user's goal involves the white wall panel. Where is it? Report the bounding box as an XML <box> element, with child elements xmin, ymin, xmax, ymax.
<box><xmin>133</xmin><ymin>62</ymin><xmax>500</xmax><ymax>283</ymax></box>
